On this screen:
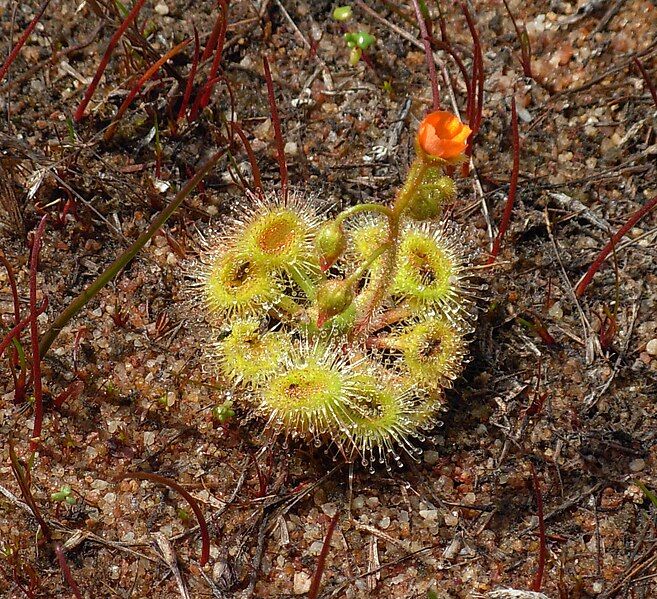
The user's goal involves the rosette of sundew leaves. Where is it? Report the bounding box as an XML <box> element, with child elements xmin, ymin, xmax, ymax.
<box><xmin>196</xmin><ymin>111</ymin><xmax>481</xmax><ymax>470</ymax></box>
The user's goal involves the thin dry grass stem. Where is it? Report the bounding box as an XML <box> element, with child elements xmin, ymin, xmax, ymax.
<box><xmin>29</xmin><ymin>215</ymin><xmax>48</xmax><ymax>452</ymax></box>
<box><xmin>38</xmin><ymin>149</ymin><xmax>228</xmax><ymax>358</ymax></box>
<box><xmin>177</xmin><ymin>27</ymin><xmax>200</xmax><ymax>122</ymax></box>
<box><xmin>574</xmin><ymin>193</ymin><xmax>657</xmax><ymax>298</ymax></box>
<box><xmin>74</xmin><ymin>0</ymin><xmax>147</xmax><ymax>121</ymax></box>
<box><xmin>116</xmin><ymin>471</ymin><xmax>210</xmax><ymax>566</ymax></box>
<box><xmin>0</xmin><ymin>0</ymin><xmax>52</xmax><ymax>83</ymax></box>
<box><xmin>104</xmin><ymin>38</ymin><xmax>191</xmax><ymax>141</ymax></box>
<box><xmin>632</xmin><ymin>57</ymin><xmax>657</xmax><ymax>108</ymax></box>
<box><xmin>488</xmin><ymin>98</ymin><xmax>519</xmax><ymax>264</ymax></box>
<box><xmin>308</xmin><ymin>511</ymin><xmax>340</xmax><ymax>599</ymax></box>
<box><xmin>263</xmin><ymin>56</ymin><xmax>289</xmax><ymax>202</ymax></box>
<box><xmin>530</xmin><ymin>463</ymin><xmax>547</xmax><ymax>592</ymax></box>
<box><xmin>501</xmin><ymin>0</ymin><xmax>533</xmax><ymax>79</ymax></box>
<box><xmin>411</xmin><ymin>0</ymin><xmax>440</xmax><ymax>110</ymax></box>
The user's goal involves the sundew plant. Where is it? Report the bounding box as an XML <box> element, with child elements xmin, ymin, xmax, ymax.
<box><xmin>195</xmin><ymin>110</ymin><xmax>481</xmax><ymax>469</ymax></box>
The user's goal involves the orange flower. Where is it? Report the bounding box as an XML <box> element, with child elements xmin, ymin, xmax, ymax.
<box><xmin>417</xmin><ymin>111</ymin><xmax>472</xmax><ymax>160</ymax></box>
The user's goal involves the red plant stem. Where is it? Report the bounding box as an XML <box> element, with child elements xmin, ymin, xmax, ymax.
<box><xmin>189</xmin><ymin>74</ymin><xmax>223</xmax><ymax>121</ymax></box>
<box><xmin>231</xmin><ymin>122</ymin><xmax>263</xmax><ymax>192</ymax></box>
<box><xmin>308</xmin><ymin>512</ymin><xmax>339</xmax><ymax>599</ymax></box>
<box><xmin>117</xmin><ymin>471</ymin><xmax>210</xmax><ymax>566</ymax></box>
<box><xmin>0</xmin><ymin>0</ymin><xmax>52</xmax><ymax>83</ymax></box>
<box><xmin>54</xmin><ymin>544</ymin><xmax>83</xmax><ymax>599</ymax></box>
<box><xmin>263</xmin><ymin>56</ymin><xmax>288</xmax><ymax>202</ymax></box>
<box><xmin>200</xmin><ymin>0</ymin><xmax>228</xmax><ymax>109</ymax></box>
<box><xmin>29</xmin><ymin>215</ymin><xmax>48</xmax><ymax>451</ymax></box>
<box><xmin>530</xmin><ymin>463</ymin><xmax>546</xmax><ymax>592</ymax></box>
<box><xmin>74</xmin><ymin>0</ymin><xmax>147</xmax><ymax>121</ymax></box>
<box><xmin>0</xmin><ymin>252</ymin><xmax>21</xmax><ymax>367</ymax></box>
<box><xmin>177</xmin><ymin>27</ymin><xmax>200</xmax><ymax>122</ymax></box>
<box><xmin>461</xmin><ymin>2</ymin><xmax>484</xmax><ymax>135</ymax></box>
<box><xmin>574</xmin><ymin>193</ymin><xmax>657</xmax><ymax>297</ymax></box>
<box><xmin>502</xmin><ymin>0</ymin><xmax>533</xmax><ymax>79</ymax></box>
<box><xmin>411</xmin><ymin>0</ymin><xmax>440</xmax><ymax>111</ymax></box>
<box><xmin>0</xmin><ymin>299</ymin><xmax>48</xmax><ymax>358</ymax></box>
<box><xmin>633</xmin><ymin>57</ymin><xmax>657</xmax><ymax>108</ymax></box>
<box><xmin>201</xmin><ymin>0</ymin><xmax>226</xmax><ymax>62</ymax></box>
<box><xmin>104</xmin><ymin>38</ymin><xmax>191</xmax><ymax>140</ymax></box>
<box><xmin>489</xmin><ymin>98</ymin><xmax>519</xmax><ymax>263</ymax></box>
<box><xmin>1</xmin><ymin>251</ymin><xmax>21</xmax><ymax>326</ymax></box>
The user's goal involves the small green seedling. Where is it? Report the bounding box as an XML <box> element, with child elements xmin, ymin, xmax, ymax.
<box><xmin>212</xmin><ymin>400</ymin><xmax>235</xmax><ymax>424</ymax></box>
<box><xmin>332</xmin><ymin>5</ymin><xmax>376</xmax><ymax>66</ymax></box>
<box><xmin>51</xmin><ymin>485</ymin><xmax>76</xmax><ymax>505</ymax></box>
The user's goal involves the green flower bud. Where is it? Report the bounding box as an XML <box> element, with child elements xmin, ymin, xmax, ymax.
<box><xmin>332</xmin><ymin>5</ymin><xmax>353</xmax><ymax>21</ymax></box>
<box><xmin>407</xmin><ymin>173</ymin><xmax>456</xmax><ymax>221</ymax></box>
<box><xmin>315</xmin><ymin>279</ymin><xmax>354</xmax><ymax>327</ymax></box>
<box><xmin>315</xmin><ymin>220</ymin><xmax>347</xmax><ymax>271</ymax></box>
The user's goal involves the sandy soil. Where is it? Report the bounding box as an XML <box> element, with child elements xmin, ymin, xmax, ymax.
<box><xmin>1</xmin><ymin>0</ymin><xmax>657</xmax><ymax>597</ymax></box>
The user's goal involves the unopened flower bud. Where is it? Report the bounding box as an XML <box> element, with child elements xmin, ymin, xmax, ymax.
<box><xmin>315</xmin><ymin>221</ymin><xmax>347</xmax><ymax>271</ymax></box>
<box><xmin>315</xmin><ymin>279</ymin><xmax>354</xmax><ymax>328</ymax></box>
<box><xmin>407</xmin><ymin>174</ymin><xmax>456</xmax><ymax>221</ymax></box>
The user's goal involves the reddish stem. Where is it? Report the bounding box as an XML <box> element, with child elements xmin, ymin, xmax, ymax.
<box><xmin>55</xmin><ymin>544</ymin><xmax>83</xmax><ymax>599</ymax></box>
<box><xmin>411</xmin><ymin>0</ymin><xmax>440</xmax><ymax>111</ymax></box>
<box><xmin>177</xmin><ymin>27</ymin><xmax>200</xmax><ymax>122</ymax></box>
<box><xmin>308</xmin><ymin>512</ymin><xmax>340</xmax><ymax>599</ymax></box>
<box><xmin>117</xmin><ymin>471</ymin><xmax>210</xmax><ymax>566</ymax></box>
<box><xmin>200</xmin><ymin>0</ymin><xmax>228</xmax><ymax>109</ymax></box>
<box><xmin>263</xmin><ymin>56</ymin><xmax>288</xmax><ymax>202</ymax></box>
<box><xmin>105</xmin><ymin>38</ymin><xmax>191</xmax><ymax>140</ymax></box>
<box><xmin>74</xmin><ymin>0</ymin><xmax>147</xmax><ymax>121</ymax></box>
<box><xmin>29</xmin><ymin>215</ymin><xmax>48</xmax><ymax>451</ymax></box>
<box><xmin>489</xmin><ymin>98</ymin><xmax>519</xmax><ymax>263</ymax></box>
<box><xmin>461</xmin><ymin>2</ymin><xmax>484</xmax><ymax>136</ymax></box>
<box><xmin>231</xmin><ymin>122</ymin><xmax>264</xmax><ymax>193</ymax></box>
<box><xmin>502</xmin><ymin>0</ymin><xmax>533</xmax><ymax>79</ymax></box>
<box><xmin>201</xmin><ymin>1</ymin><xmax>224</xmax><ymax>61</ymax></box>
<box><xmin>0</xmin><ymin>253</ymin><xmax>20</xmax><ymax>325</ymax></box>
<box><xmin>633</xmin><ymin>57</ymin><xmax>657</xmax><ymax>109</ymax></box>
<box><xmin>0</xmin><ymin>0</ymin><xmax>52</xmax><ymax>83</ymax></box>
<box><xmin>530</xmin><ymin>463</ymin><xmax>547</xmax><ymax>592</ymax></box>
<box><xmin>575</xmin><ymin>194</ymin><xmax>657</xmax><ymax>297</ymax></box>
<box><xmin>0</xmin><ymin>299</ymin><xmax>48</xmax><ymax>358</ymax></box>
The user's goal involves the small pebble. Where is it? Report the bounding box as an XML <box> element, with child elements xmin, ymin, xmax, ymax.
<box><xmin>419</xmin><ymin>509</ymin><xmax>438</xmax><ymax>521</ymax></box>
<box><xmin>423</xmin><ymin>450</ymin><xmax>440</xmax><ymax>466</ymax></box>
<box><xmin>154</xmin><ymin>2</ymin><xmax>169</xmax><ymax>15</ymax></box>
<box><xmin>444</xmin><ymin>512</ymin><xmax>459</xmax><ymax>527</ymax></box>
<box><xmin>646</xmin><ymin>339</ymin><xmax>657</xmax><ymax>356</ymax></box>
<box><xmin>293</xmin><ymin>571</ymin><xmax>311</xmax><ymax>595</ymax></box>
<box><xmin>629</xmin><ymin>458</ymin><xmax>646</xmax><ymax>473</ymax></box>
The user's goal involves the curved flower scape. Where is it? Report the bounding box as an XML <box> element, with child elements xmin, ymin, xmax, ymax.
<box><xmin>193</xmin><ymin>112</ymin><xmax>482</xmax><ymax>470</ymax></box>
